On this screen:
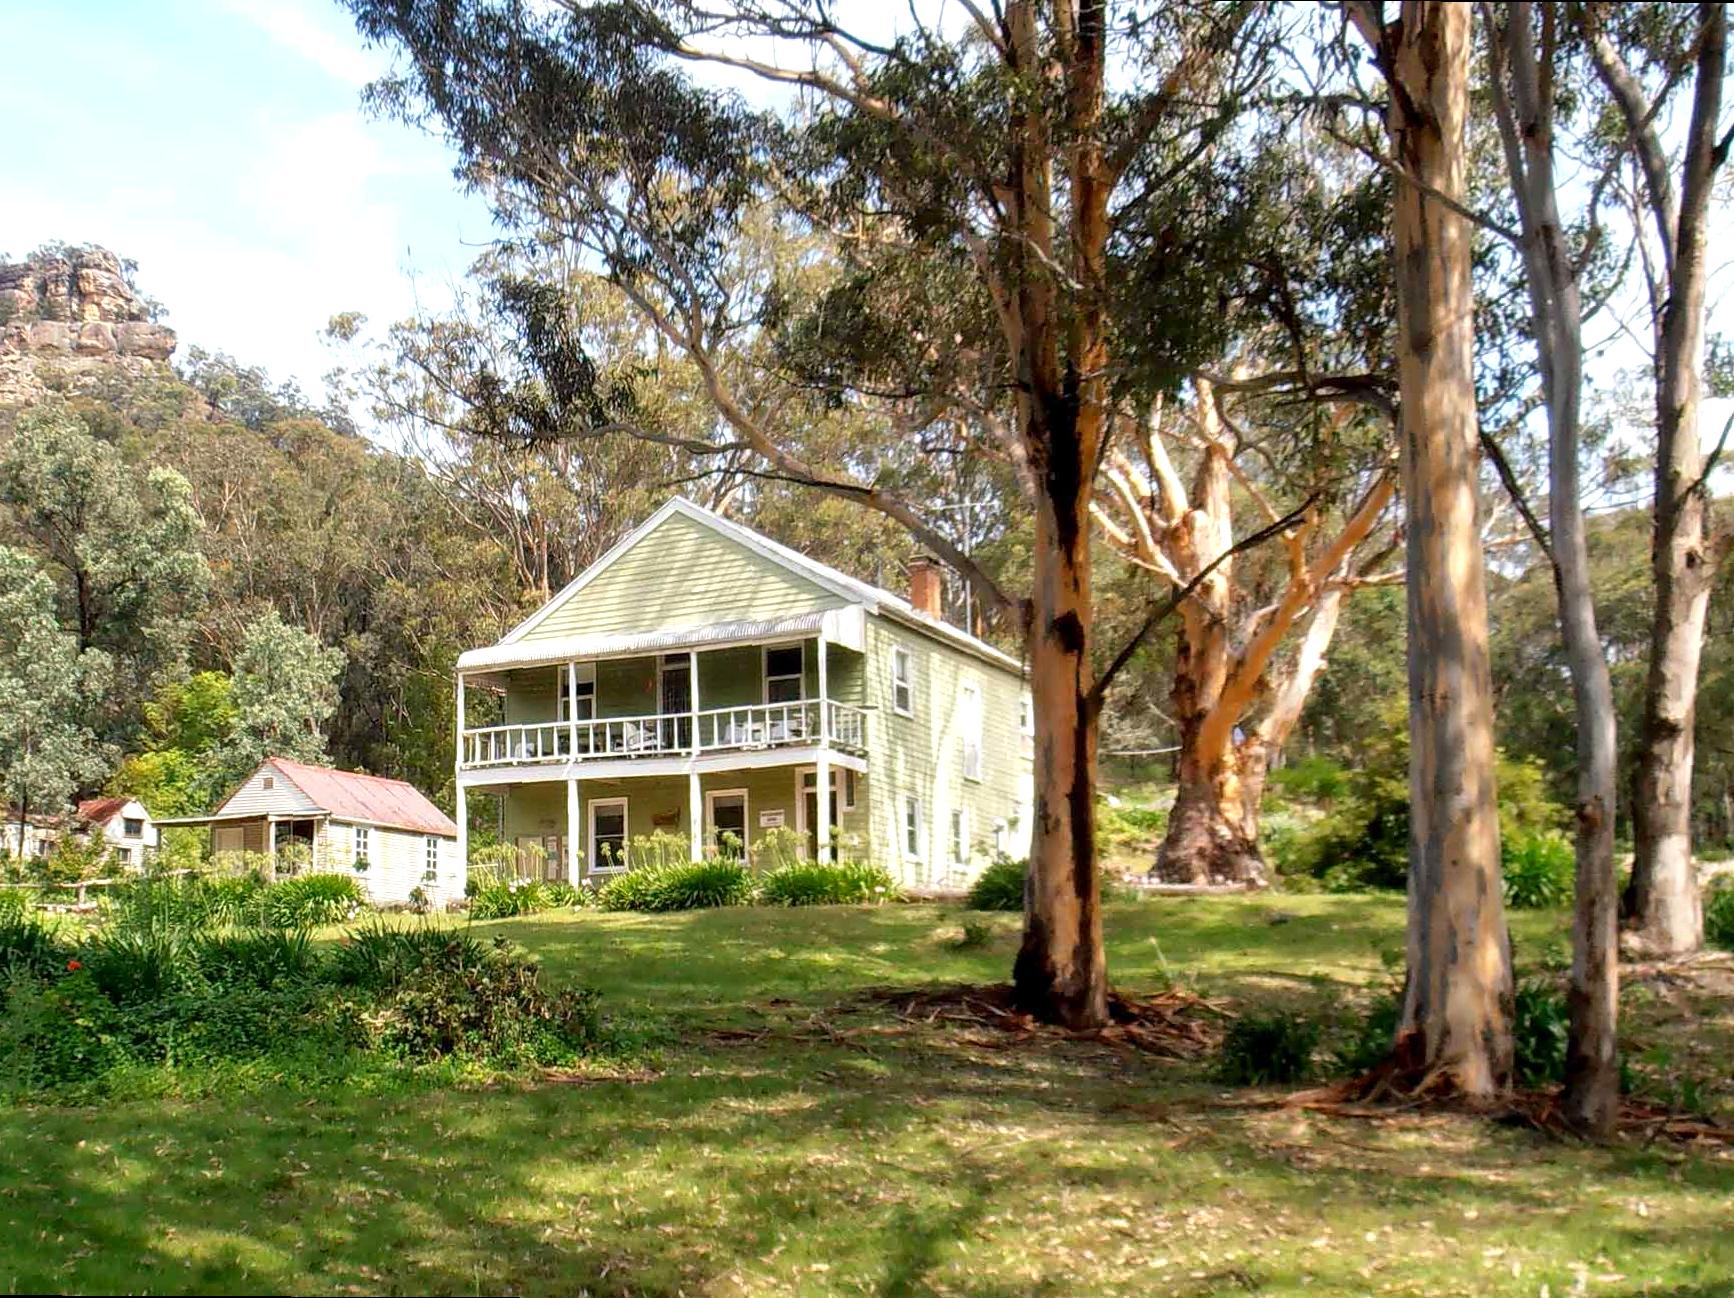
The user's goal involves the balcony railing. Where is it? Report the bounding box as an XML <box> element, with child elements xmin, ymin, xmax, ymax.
<box><xmin>461</xmin><ymin>700</ymin><xmax>868</xmax><ymax>770</ymax></box>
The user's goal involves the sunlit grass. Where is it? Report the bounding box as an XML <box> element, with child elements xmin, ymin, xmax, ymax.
<box><xmin>3</xmin><ymin>895</ymin><xmax>1729</xmax><ymax>1296</ymax></box>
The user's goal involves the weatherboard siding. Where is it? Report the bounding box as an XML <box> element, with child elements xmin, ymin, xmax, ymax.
<box><xmin>218</xmin><ymin>763</ymin><xmax>319</xmax><ymax>817</ymax></box>
<box><xmin>862</xmin><ymin>613</ymin><xmax>1031</xmax><ymax>886</ymax></box>
<box><xmin>518</xmin><ymin>510</ymin><xmax>848</xmax><ymax>642</ymax></box>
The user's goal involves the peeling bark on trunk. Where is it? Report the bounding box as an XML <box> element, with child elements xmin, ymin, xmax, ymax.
<box><xmin>1488</xmin><ymin>1</ymin><xmax>1620</xmax><ymax>1135</ymax></box>
<box><xmin>1383</xmin><ymin>0</ymin><xmax>1513</xmax><ymax>1097</ymax></box>
<box><xmin>1014</xmin><ymin>485</ymin><xmax>1108</xmax><ymax>1028</ymax></box>
<box><xmin>1616</xmin><ymin>5</ymin><xmax>1725</xmax><ymax>960</ymax></box>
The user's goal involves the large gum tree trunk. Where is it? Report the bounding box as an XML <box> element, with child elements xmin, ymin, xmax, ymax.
<box><xmin>1014</xmin><ymin>483</ymin><xmax>1108</xmax><ymax>1028</ymax></box>
<box><xmin>1385</xmin><ymin>0</ymin><xmax>1513</xmax><ymax>1097</ymax></box>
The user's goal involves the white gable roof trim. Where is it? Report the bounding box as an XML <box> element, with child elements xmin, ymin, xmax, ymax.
<box><xmin>492</xmin><ymin>497</ymin><xmax>1022</xmax><ymax>675</ymax></box>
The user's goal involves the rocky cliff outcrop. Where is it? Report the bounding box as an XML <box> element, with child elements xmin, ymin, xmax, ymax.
<box><xmin>0</xmin><ymin>246</ymin><xmax>178</xmax><ymax>405</ymax></box>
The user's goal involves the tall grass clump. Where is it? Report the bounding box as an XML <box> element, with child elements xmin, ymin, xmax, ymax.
<box><xmin>1704</xmin><ymin>878</ymin><xmax>1734</xmax><ymax>951</ymax></box>
<box><xmin>1215</xmin><ymin>1012</ymin><xmax>1320</xmax><ymax>1085</ymax></box>
<box><xmin>261</xmin><ymin>874</ymin><xmax>363</xmax><ymax>928</ymax></box>
<box><xmin>1502</xmin><ymin>830</ymin><xmax>1574</xmax><ymax>909</ymax></box>
<box><xmin>597</xmin><ymin>859</ymin><xmax>753</xmax><ymax>912</ymax></box>
<box><xmin>758</xmin><ymin>861</ymin><xmax>900</xmax><ymax>906</ymax></box>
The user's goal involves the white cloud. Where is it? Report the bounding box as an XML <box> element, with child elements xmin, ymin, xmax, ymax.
<box><xmin>214</xmin><ymin>0</ymin><xmax>383</xmax><ymax>88</ymax></box>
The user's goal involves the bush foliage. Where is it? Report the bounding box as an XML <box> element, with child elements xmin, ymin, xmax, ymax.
<box><xmin>1705</xmin><ymin>878</ymin><xmax>1734</xmax><ymax>952</ymax></box>
<box><xmin>965</xmin><ymin>856</ymin><xmax>1026</xmax><ymax>912</ymax></box>
<box><xmin>757</xmin><ymin>861</ymin><xmax>899</xmax><ymax>906</ymax></box>
<box><xmin>596</xmin><ymin>859</ymin><xmax>755</xmax><ymax>912</ymax></box>
<box><xmin>1216</xmin><ymin>1013</ymin><xmax>1319</xmax><ymax>1086</ymax></box>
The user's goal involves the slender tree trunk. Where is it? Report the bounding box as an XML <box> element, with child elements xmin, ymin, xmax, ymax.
<box><xmin>1014</xmin><ymin>474</ymin><xmax>1108</xmax><ymax>1028</ymax></box>
<box><xmin>1386</xmin><ymin>0</ymin><xmax>1513</xmax><ymax>1097</ymax></box>
<box><xmin>1488</xmin><ymin>1</ymin><xmax>1620</xmax><ymax>1134</ymax></box>
<box><xmin>1584</xmin><ymin>2</ymin><xmax>1726</xmax><ymax>959</ymax></box>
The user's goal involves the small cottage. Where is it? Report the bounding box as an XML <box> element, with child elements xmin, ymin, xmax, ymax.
<box><xmin>160</xmin><ymin>757</ymin><xmax>463</xmax><ymax>906</ymax></box>
<box><xmin>74</xmin><ymin>797</ymin><xmax>159</xmax><ymax>870</ymax></box>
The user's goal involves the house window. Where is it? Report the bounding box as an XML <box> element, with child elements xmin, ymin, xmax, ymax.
<box><xmin>902</xmin><ymin>794</ymin><xmax>922</xmax><ymax>859</ymax></box>
<box><xmin>559</xmin><ymin>663</ymin><xmax>596</xmax><ymax>722</ymax></box>
<box><xmin>590</xmin><ymin>798</ymin><xmax>629</xmax><ymax>873</ymax></box>
<box><xmin>353</xmin><ymin>825</ymin><xmax>370</xmax><ymax>864</ymax></box>
<box><xmin>842</xmin><ymin>768</ymin><xmax>858</xmax><ymax>811</ymax></box>
<box><xmin>765</xmin><ymin>645</ymin><xmax>804</xmax><ymax>704</ymax></box>
<box><xmin>706</xmin><ymin>789</ymin><xmax>749</xmax><ymax>860</ymax></box>
<box><xmin>951</xmin><ymin>807</ymin><xmax>969</xmax><ymax>866</ymax></box>
<box><xmin>891</xmin><ymin>645</ymin><xmax>914</xmax><ymax>717</ymax></box>
<box><xmin>1019</xmin><ymin>690</ymin><xmax>1033</xmax><ymax>737</ymax></box>
<box><xmin>961</xmin><ymin>681</ymin><xmax>983</xmax><ymax>782</ymax></box>
<box><xmin>123</xmin><ymin>817</ymin><xmax>144</xmax><ymax>839</ymax></box>
<box><xmin>262</xmin><ymin>775</ymin><xmax>275</xmax><ymax>791</ymax></box>
<box><xmin>424</xmin><ymin>835</ymin><xmax>440</xmax><ymax>881</ymax></box>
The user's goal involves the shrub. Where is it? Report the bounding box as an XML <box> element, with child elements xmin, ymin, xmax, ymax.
<box><xmin>597</xmin><ymin>859</ymin><xmax>754</xmax><ymax>912</ymax></box>
<box><xmin>102</xmin><ymin>873</ymin><xmax>265</xmax><ymax>933</ymax></box>
<box><xmin>262</xmin><ymin>874</ymin><xmax>364</xmax><ymax>929</ymax></box>
<box><xmin>1704</xmin><ymin>878</ymin><xmax>1734</xmax><ymax>952</ymax></box>
<box><xmin>0</xmin><ymin>908</ymin><xmax>71</xmax><ymax>982</ymax></box>
<box><xmin>1097</xmin><ymin>803</ymin><xmax>1166</xmax><ymax>856</ymax></box>
<box><xmin>333</xmin><ymin>924</ymin><xmax>600</xmax><ymax>1064</ymax></box>
<box><xmin>1216</xmin><ymin>1012</ymin><xmax>1319</xmax><ymax>1086</ymax></box>
<box><xmin>1268</xmin><ymin>756</ymin><xmax>1351</xmax><ymax>805</ymax></box>
<box><xmin>543</xmin><ymin>881</ymin><xmax>586</xmax><ymax>909</ymax></box>
<box><xmin>78</xmin><ymin>927</ymin><xmax>196</xmax><ymax>1007</ymax></box>
<box><xmin>1512</xmin><ymin>980</ymin><xmax>1570</xmax><ymax>1087</ymax></box>
<box><xmin>468</xmin><ymin>873</ymin><xmax>547</xmax><ymax>920</ymax></box>
<box><xmin>952</xmin><ymin>916</ymin><xmax>995</xmax><ymax>950</ymax></box>
<box><xmin>190</xmin><ymin>929</ymin><xmax>319</xmax><ymax>992</ymax></box>
<box><xmin>1503</xmin><ymin>830</ymin><xmax>1574</xmax><ymax>909</ymax></box>
<box><xmin>758</xmin><ymin>861</ymin><xmax>900</xmax><ymax>906</ymax></box>
<box><xmin>965</xmin><ymin>855</ymin><xmax>1026</xmax><ymax>912</ymax></box>
<box><xmin>0</xmin><ymin>971</ymin><xmax>126</xmax><ymax>1089</ymax></box>
<box><xmin>1332</xmin><ymin>990</ymin><xmax>1403</xmax><ymax>1076</ymax></box>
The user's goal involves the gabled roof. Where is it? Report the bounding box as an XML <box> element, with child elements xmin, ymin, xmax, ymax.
<box><xmin>76</xmin><ymin>797</ymin><xmax>133</xmax><ymax>826</ymax></box>
<box><xmin>493</xmin><ymin>497</ymin><xmax>1022</xmax><ymax>674</ymax></box>
<box><xmin>244</xmin><ymin>758</ymin><xmax>456</xmax><ymax>837</ymax></box>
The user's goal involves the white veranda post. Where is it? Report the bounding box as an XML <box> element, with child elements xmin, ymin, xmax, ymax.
<box><xmin>566</xmin><ymin>777</ymin><xmax>580</xmax><ymax>882</ymax></box>
<box><xmin>454</xmin><ymin>672</ymin><xmax>468</xmax><ymax>871</ymax></box>
<box><xmin>689</xmin><ymin>651</ymin><xmax>703</xmax><ymax>863</ymax></box>
<box><xmin>816</xmin><ymin>632</ymin><xmax>832</xmax><ymax>862</ymax></box>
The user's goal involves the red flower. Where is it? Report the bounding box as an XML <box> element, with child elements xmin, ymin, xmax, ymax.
<box><xmin>66</xmin><ymin>959</ymin><xmax>82</xmax><ymax>971</ymax></box>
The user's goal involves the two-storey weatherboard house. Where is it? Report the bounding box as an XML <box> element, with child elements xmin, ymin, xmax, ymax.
<box><xmin>455</xmin><ymin>498</ymin><xmax>1033</xmax><ymax>887</ymax></box>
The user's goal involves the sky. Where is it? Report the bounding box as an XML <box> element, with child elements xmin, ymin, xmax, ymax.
<box><xmin>0</xmin><ymin>0</ymin><xmax>493</xmax><ymax>399</ymax></box>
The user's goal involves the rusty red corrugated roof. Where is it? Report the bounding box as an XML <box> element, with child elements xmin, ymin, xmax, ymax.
<box><xmin>267</xmin><ymin>758</ymin><xmax>457</xmax><ymax>837</ymax></box>
<box><xmin>76</xmin><ymin>797</ymin><xmax>130</xmax><ymax>826</ymax></box>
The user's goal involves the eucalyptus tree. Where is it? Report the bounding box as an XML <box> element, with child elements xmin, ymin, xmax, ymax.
<box><xmin>1481</xmin><ymin>0</ymin><xmax>1622</xmax><ymax>1135</ymax></box>
<box><xmin>1348</xmin><ymin>0</ymin><xmax>1514</xmax><ymax>1097</ymax></box>
<box><xmin>346</xmin><ymin>0</ymin><xmax>1282</xmax><ymax>1026</ymax></box>
<box><xmin>1583</xmin><ymin>1</ymin><xmax>1730</xmax><ymax>959</ymax></box>
<box><xmin>0</xmin><ymin>548</ymin><xmax>111</xmax><ymax>858</ymax></box>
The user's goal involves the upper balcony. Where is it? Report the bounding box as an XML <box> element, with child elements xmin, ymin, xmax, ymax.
<box><xmin>461</xmin><ymin>698</ymin><xmax>867</xmax><ymax>770</ymax></box>
<box><xmin>456</xmin><ymin>633</ymin><xmax>868</xmax><ymax>776</ymax></box>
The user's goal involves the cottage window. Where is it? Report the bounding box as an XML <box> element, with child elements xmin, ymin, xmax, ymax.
<box><xmin>961</xmin><ymin>682</ymin><xmax>983</xmax><ymax>782</ymax></box>
<box><xmin>123</xmin><ymin>817</ymin><xmax>144</xmax><ymax>839</ymax></box>
<box><xmin>764</xmin><ymin>645</ymin><xmax>804</xmax><ymax>704</ymax></box>
<box><xmin>590</xmin><ymin>798</ymin><xmax>629</xmax><ymax>872</ymax></box>
<box><xmin>424</xmin><ymin>835</ymin><xmax>440</xmax><ymax>880</ymax></box>
<box><xmin>353</xmin><ymin>825</ymin><xmax>370</xmax><ymax>864</ymax></box>
<box><xmin>262</xmin><ymin>776</ymin><xmax>275</xmax><ymax>791</ymax></box>
<box><xmin>891</xmin><ymin>646</ymin><xmax>914</xmax><ymax>717</ymax></box>
<box><xmin>902</xmin><ymin>794</ymin><xmax>922</xmax><ymax>859</ymax></box>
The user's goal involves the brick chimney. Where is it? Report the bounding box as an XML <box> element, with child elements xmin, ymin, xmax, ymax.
<box><xmin>908</xmin><ymin>555</ymin><xmax>943</xmax><ymax>617</ymax></box>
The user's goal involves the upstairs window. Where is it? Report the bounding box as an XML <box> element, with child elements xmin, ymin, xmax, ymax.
<box><xmin>891</xmin><ymin>645</ymin><xmax>915</xmax><ymax>717</ymax></box>
<box><xmin>765</xmin><ymin>645</ymin><xmax>804</xmax><ymax>704</ymax></box>
<box><xmin>123</xmin><ymin>817</ymin><xmax>144</xmax><ymax>839</ymax></box>
<box><xmin>262</xmin><ymin>775</ymin><xmax>275</xmax><ymax>791</ymax></box>
<box><xmin>961</xmin><ymin>682</ymin><xmax>983</xmax><ymax>781</ymax></box>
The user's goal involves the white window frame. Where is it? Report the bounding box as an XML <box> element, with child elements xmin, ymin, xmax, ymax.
<box><xmin>762</xmin><ymin>642</ymin><xmax>805</xmax><ymax>704</ymax></box>
<box><xmin>353</xmin><ymin>824</ymin><xmax>370</xmax><ymax>865</ymax></box>
<box><xmin>123</xmin><ymin>817</ymin><xmax>144</xmax><ymax>839</ymax></box>
<box><xmin>950</xmin><ymin>805</ymin><xmax>969</xmax><ymax>866</ymax></box>
<box><xmin>423</xmin><ymin>835</ymin><xmax>440</xmax><ymax>880</ymax></box>
<box><xmin>890</xmin><ymin>644</ymin><xmax>915</xmax><ymax>717</ymax></box>
<box><xmin>705</xmin><ymin>787</ymin><xmax>751</xmax><ymax>860</ymax></box>
<box><xmin>961</xmin><ymin>680</ymin><xmax>984</xmax><ymax>782</ymax></box>
<box><xmin>560</xmin><ymin>661</ymin><xmax>596</xmax><ymax>723</ymax></box>
<box><xmin>902</xmin><ymin>793</ymin><xmax>923</xmax><ymax>860</ymax></box>
<box><xmin>1019</xmin><ymin>689</ymin><xmax>1034</xmax><ymax>737</ymax></box>
<box><xmin>588</xmin><ymin>796</ymin><xmax>630</xmax><ymax>875</ymax></box>
<box><xmin>795</xmin><ymin>767</ymin><xmax>849</xmax><ymax>837</ymax></box>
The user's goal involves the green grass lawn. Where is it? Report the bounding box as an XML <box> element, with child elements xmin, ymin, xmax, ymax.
<box><xmin>4</xmin><ymin>896</ymin><xmax>1731</xmax><ymax>1297</ymax></box>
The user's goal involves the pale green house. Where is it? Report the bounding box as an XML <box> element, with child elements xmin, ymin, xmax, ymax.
<box><xmin>455</xmin><ymin>498</ymin><xmax>1033</xmax><ymax>887</ymax></box>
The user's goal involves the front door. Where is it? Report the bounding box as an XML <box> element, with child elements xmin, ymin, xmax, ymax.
<box><xmin>798</xmin><ymin>769</ymin><xmax>840</xmax><ymax>860</ymax></box>
<box><xmin>660</xmin><ymin>654</ymin><xmax>692</xmax><ymax>750</ymax></box>
<box><xmin>707</xmin><ymin>790</ymin><xmax>748</xmax><ymax>860</ymax></box>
